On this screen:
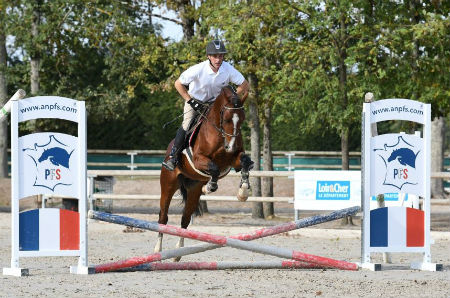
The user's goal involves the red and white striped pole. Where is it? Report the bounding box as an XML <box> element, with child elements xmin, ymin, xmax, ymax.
<box><xmin>125</xmin><ymin>260</ymin><xmax>328</xmax><ymax>271</ymax></box>
<box><xmin>89</xmin><ymin>207</ymin><xmax>359</xmax><ymax>273</ymax></box>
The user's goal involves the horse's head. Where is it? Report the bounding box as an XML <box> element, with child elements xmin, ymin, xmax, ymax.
<box><xmin>210</xmin><ymin>86</ymin><xmax>246</xmax><ymax>153</ymax></box>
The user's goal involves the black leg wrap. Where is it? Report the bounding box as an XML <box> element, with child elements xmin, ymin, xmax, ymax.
<box><xmin>207</xmin><ymin>162</ymin><xmax>220</xmax><ymax>192</ymax></box>
<box><xmin>240</xmin><ymin>154</ymin><xmax>254</xmax><ymax>171</ymax></box>
<box><xmin>239</xmin><ymin>154</ymin><xmax>252</xmax><ymax>188</ymax></box>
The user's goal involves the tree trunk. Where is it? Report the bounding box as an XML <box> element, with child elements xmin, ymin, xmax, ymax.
<box><xmin>338</xmin><ymin>10</ymin><xmax>352</xmax><ymax>225</ymax></box>
<box><xmin>338</xmin><ymin>9</ymin><xmax>349</xmax><ymax>172</ymax></box>
<box><xmin>177</xmin><ymin>0</ymin><xmax>199</xmax><ymax>210</ymax></box>
<box><xmin>248</xmin><ymin>73</ymin><xmax>263</xmax><ymax>218</ymax></box>
<box><xmin>409</xmin><ymin>0</ymin><xmax>420</xmax><ymax>102</ymax></box>
<box><xmin>341</xmin><ymin>129</ymin><xmax>349</xmax><ymax>170</ymax></box>
<box><xmin>431</xmin><ymin>116</ymin><xmax>445</xmax><ymax>199</ymax></box>
<box><xmin>340</xmin><ymin>128</ymin><xmax>353</xmax><ymax>225</ymax></box>
<box><xmin>31</xmin><ymin>2</ymin><xmax>41</xmax><ymax>95</ymax></box>
<box><xmin>179</xmin><ymin>0</ymin><xmax>195</xmax><ymax>40</ymax></box>
<box><xmin>0</xmin><ymin>23</ymin><xmax>8</xmax><ymax>178</ymax></box>
<box><xmin>262</xmin><ymin>100</ymin><xmax>274</xmax><ymax>218</ymax></box>
<box><xmin>31</xmin><ymin>1</ymin><xmax>42</xmax><ymax>208</ymax></box>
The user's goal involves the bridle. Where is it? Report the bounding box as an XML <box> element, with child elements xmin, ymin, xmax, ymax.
<box><xmin>219</xmin><ymin>103</ymin><xmax>244</xmax><ymax>138</ymax></box>
<box><xmin>197</xmin><ymin>93</ymin><xmax>244</xmax><ymax>148</ymax></box>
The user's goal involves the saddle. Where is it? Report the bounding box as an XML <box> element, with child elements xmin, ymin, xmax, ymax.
<box><xmin>181</xmin><ymin>105</ymin><xmax>231</xmax><ymax>179</ymax></box>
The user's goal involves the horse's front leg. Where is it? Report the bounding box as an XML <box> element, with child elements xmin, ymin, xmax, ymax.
<box><xmin>193</xmin><ymin>155</ymin><xmax>220</xmax><ymax>194</ymax></box>
<box><xmin>154</xmin><ymin>168</ymin><xmax>179</xmax><ymax>254</ymax></box>
<box><xmin>234</xmin><ymin>153</ymin><xmax>254</xmax><ymax>201</ymax></box>
<box><xmin>202</xmin><ymin>161</ymin><xmax>219</xmax><ymax>194</ymax></box>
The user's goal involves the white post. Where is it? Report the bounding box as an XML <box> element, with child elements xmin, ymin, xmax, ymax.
<box><xmin>1</xmin><ymin>90</ymin><xmax>27</xmax><ymax>275</ymax></box>
<box><xmin>70</xmin><ymin>100</ymin><xmax>92</xmax><ymax>274</ymax></box>
<box><xmin>284</xmin><ymin>153</ymin><xmax>295</xmax><ymax>171</ymax></box>
<box><xmin>2</xmin><ymin>98</ymin><xmax>28</xmax><ymax>276</ymax></box>
<box><xmin>361</xmin><ymin>97</ymin><xmax>376</xmax><ymax>270</ymax></box>
<box><xmin>127</xmin><ymin>152</ymin><xmax>137</xmax><ymax>171</ymax></box>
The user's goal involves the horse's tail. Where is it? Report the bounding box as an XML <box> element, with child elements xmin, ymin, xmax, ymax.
<box><xmin>177</xmin><ymin>175</ymin><xmax>188</xmax><ymax>203</ymax></box>
<box><xmin>177</xmin><ymin>175</ymin><xmax>202</xmax><ymax>216</ymax></box>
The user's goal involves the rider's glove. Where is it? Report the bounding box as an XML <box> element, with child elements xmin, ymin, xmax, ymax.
<box><xmin>187</xmin><ymin>98</ymin><xmax>203</xmax><ymax>112</ymax></box>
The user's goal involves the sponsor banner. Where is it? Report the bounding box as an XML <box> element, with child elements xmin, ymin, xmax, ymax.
<box><xmin>294</xmin><ymin>170</ymin><xmax>360</xmax><ymax>210</ymax></box>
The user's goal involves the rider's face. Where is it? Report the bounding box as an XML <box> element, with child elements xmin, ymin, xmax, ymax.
<box><xmin>208</xmin><ymin>54</ymin><xmax>224</xmax><ymax>70</ymax></box>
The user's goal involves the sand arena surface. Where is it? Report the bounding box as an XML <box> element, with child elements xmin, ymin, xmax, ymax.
<box><xmin>0</xmin><ymin>177</ymin><xmax>449</xmax><ymax>297</ymax></box>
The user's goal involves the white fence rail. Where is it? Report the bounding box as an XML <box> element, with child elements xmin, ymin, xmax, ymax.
<box><xmin>86</xmin><ymin>170</ymin><xmax>450</xmax><ymax>211</ymax></box>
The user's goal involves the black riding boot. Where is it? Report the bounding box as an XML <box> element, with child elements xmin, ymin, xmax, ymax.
<box><xmin>162</xmin><ymin>128</ymin><xmax>186</xmax><ymax>171</ymax></box>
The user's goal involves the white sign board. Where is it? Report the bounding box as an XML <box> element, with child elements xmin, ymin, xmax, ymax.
<box><xmin>3</xmin><ymin>96</ymin><xmax>90</xmax><ymax>276</ymax></box>
<box><xmin>361</xmin><ymin>98</ymin><xmax>439</xmax><ymax>271</ymax></box>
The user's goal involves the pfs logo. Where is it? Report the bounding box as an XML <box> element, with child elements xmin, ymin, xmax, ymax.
<box><xmin>374</xmin><ymin>136</ymin><xmax>419</xmax><ymax>190</ymax></box>
<box><xmin>23</xmin><ymin>135</ymin><xmax>74</xmax><ymax>191</ymax></box>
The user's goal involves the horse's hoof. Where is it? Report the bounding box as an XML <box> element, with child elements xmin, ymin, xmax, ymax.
<box><xmin>154</xmin><ymin>239</ymin><xmax>162</xmax><ymax>253</ymax></box>
<box><xmin>154</xmin><ymin>245</ymin><xmax>162</xmax><ymax>254</ymax></box>
<box><xmin>202</xmin><ymin>182</ymin><xmax>218</xmax><ymax>194</ymax></box>
<box><xmin>209</xmin><ymin>182</ymin><xmax>218</xmax><ymax>192</ymax></box>
<box><xmin>237</xmin><ymin>183</ymin><xmax>249</xmax><ymax>202</ymax></box>
<box><xmin>202</xmin><ymin>184</ymin><xmax>210</xmax><ymax>194</ymax></box>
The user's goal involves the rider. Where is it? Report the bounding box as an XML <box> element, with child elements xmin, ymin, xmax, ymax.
<box><xmin>162</xmin><ymin>40</ymin><xmax>249</xmax><ymax>171</ymax></box>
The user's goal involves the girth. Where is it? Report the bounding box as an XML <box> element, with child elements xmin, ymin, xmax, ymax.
<box><xmin>182</xmin><ymin>146</ymin><xmax>231</xmax><ymax>179</ymax></box>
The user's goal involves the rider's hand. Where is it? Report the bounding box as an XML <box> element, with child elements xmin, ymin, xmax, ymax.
<box><xmin>187</xmin><ymin>98</ymin><xmax>203</xmax><ymax>112</ymax></box>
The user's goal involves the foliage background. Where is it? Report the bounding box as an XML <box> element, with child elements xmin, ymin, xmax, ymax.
<box><xmin>1</xmin><ymin>0</ymin><xmax>449</xmax><ymax>151</ymax></box>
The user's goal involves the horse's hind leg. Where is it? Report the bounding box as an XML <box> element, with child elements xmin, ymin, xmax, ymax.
<box><xmin>173</xmin><ymin>181</ymin><xmax>204</xmax><ymax>262</ymax></box>
<box><xmin>154</xmin><ymin>169</ymin><xmax>179</xmax><ymax>253</ymax></box>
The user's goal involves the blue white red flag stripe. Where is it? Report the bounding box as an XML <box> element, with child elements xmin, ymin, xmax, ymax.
<box><xmin>406</xmin><ymin>208</ymin><xmax>424</xmax><ymax>247</ymax></box>
<box><xmin>19</xmin><ymin>208</ymin><xmax>79</xmax><ymax>251</ymax></box>
<box><xmin>370</xmin><ymin>206</ymin><xmax>424</xmax><ymax>248</ymax></box>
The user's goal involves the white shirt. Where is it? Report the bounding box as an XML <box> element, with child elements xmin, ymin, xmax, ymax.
<box><xmin>178</xmin><ymin>60</ymin><xmax>245</xmax><ymax>103</ymax></box>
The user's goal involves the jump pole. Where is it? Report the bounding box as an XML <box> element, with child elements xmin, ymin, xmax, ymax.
<box><xmin>124</xmin><ymin>260</ymin><xmax>329</xmax><ymax>271</ymax></box>
<box><xmin>89</xmin><ymin>206</ymin><xmax>360</xmax><ymax>272</ymax></box>
<box><xmin>91</xmin><ymin>206</ymin><xmax>359</xmax><ymax>273</ymax></box>
<box><xmin>0</xmin><ymin>89</ymin><xmax>26</xmax><ymax>121</ymax></box>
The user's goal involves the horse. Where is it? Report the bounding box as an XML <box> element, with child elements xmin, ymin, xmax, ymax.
<box><xmin>155</xmin><ymin>86</ymin><xmax>254</xmax><ymax>260</ymax></box>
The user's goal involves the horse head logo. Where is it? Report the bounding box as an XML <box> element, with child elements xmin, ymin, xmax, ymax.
<box><xmin>387</xmin><ymin>148</ymin><xmax>418</xmax><ymax>168</ymax></box>
<box><xmin>38</xmin><ymin>147</ymin><xmax>73</xmax><ymax>169</ymax></box>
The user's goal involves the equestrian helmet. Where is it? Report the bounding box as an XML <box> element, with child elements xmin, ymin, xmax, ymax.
<box><xmin>206</xmin><ymin>40</ymin><xmax>227</xmax><ymax>55</ymax></box>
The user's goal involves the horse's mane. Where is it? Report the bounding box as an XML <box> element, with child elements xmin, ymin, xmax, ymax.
<box><xmin>213</xmin><ymin>86</ymin><xmax>242</xmax><ymax>109</ymax></box>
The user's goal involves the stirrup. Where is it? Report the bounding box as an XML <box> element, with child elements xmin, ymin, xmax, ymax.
<box><xmin>162</xmin><ymin>157</ymin><xmax>177</xmax><ymax>171</ymax></box>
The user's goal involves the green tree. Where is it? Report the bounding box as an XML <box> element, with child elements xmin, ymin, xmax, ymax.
<box><xmin>0</xmin><ymin>0</ymin><xmax>9</xmax><ymax>177</ymax></box>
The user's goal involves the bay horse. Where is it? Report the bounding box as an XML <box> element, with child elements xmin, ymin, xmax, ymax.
<box><xmin>155</xmin><ymin>86</ymin><xmax>253</xmax><ymax>260</ymax></box>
